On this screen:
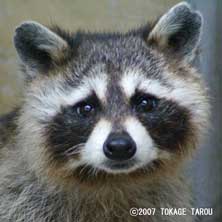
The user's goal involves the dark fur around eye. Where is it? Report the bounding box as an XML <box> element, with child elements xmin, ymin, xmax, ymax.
<box><xmin>135</xmin><ymin>98</ymin><xmax>193</xmax><ymax>152</ymax></box>
<box><xmin>45</xmin><ymin>94</ymin><xmax>101</xmax><ymax>161</ymax></box>
<box><xmin>73</xmin><ymin>94</ymin><xmax>101</xmax><ymax>118</ymax></box>
<box><xmin>131</xmin><ymin>91</ymin><xmax>159</xmax><ymax>113</ymax></box>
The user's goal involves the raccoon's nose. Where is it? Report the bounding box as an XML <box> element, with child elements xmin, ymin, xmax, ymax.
<box><xmin>103</xmin><ymin>133</ymin><xmax>136</xmax><ymax>161</ymax></box>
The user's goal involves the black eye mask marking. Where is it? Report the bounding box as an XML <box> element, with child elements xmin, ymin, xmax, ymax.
<box><xmin>131</xmin><ymin>93</ymin><xmax>192</xmax><ymax>153</ymax></box>
<box><xmin>45</xmin><ymin>93</ymin><xmax>101</xmax><ymax>161</ymax></box>
<box><xmin>72</xmin><ymin>93</ymin><xmax>101</xmax><ymax>119</ymax></box>
<box><xmin>131</xmin><ymin>91</ymin><xmax>159</xmax><ymax>114</ymax></box>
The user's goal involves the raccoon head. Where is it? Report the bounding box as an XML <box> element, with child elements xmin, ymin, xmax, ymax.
<box><xmin>14</xmin><ymin>2</ymin><xmax>209</xmax><ymax>186</ymax></box>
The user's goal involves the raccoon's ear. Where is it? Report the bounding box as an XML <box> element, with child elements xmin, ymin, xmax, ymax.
<box><xmin>14</xmin><ymin>21</ymin><xmax>69</xmax><ymax>78</ymax></box>
<box><xmin>147</xmin><ymin>2</ymin><xmax>203</xmax><ymax>62</ymax></box>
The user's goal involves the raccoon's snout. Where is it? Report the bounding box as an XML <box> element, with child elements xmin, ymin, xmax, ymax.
<box><xmin>103</xmin><ymin>132</ymin><xmax>136</xmax><ymax>161</ymax></box>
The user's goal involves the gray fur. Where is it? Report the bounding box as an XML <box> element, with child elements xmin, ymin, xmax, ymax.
<box><xmin>0</xmin><ymin>2</ymin><xmax>209</xmax><ymax>222</ymax></box>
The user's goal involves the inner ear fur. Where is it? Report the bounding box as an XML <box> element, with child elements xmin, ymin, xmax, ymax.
<box><xmin>147</xmin><ymin>2</ymin><xmax>203</xmax><ymax>62</ymax></box>
<box><xmin>14</xmin><ymin>21</ymin><xmax>70</xmax><ymax>75</ymax></box>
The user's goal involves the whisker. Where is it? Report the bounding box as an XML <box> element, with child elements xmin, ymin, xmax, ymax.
<box><xmin>64</xmin><ymin>143</ymin><xmax>85</xmax><ymax>156</ymax></box>
<box><xmin>79</xmin><ymin>164</ymin><xmax>89</xmax><ymax>176</ymax></box>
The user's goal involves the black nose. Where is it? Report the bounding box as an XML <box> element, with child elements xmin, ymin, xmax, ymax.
<box><xmin>103</xmin><ymin>133</ymin><xmax>136</xmax><ymax>161</ymax></box>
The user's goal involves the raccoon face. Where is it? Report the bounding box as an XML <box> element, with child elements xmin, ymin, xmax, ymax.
<box><xmin>14</xmin><ymin>3</ymin><xmax>208</xmax><ymax>182</ymax></box>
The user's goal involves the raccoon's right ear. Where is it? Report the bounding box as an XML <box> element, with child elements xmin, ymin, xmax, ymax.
<box><xmin>14</xmin><ymin>21</ymin><xmax>70</xmax><ymax>78</ymax></box>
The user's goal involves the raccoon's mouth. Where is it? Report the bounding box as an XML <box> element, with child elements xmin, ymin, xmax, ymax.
<box><xmin>105</xmin><ymin>159</ymin><xmax>135</xmax><ymax>169</ymax></box>
<box><xmin>99</xmin><ymin>158</ymin><xmax>142</xmax><ymax>173</ymax></box>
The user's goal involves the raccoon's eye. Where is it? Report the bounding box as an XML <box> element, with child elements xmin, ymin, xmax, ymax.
<box><xmin>75</xmin><ymin>102</ymin><xmax>95</xmax><ymax>118</ymax></box>
<box><xmin>132</xmin><ymin>93</ymin><xmax>158</xmax><ymax>113</ymax></box>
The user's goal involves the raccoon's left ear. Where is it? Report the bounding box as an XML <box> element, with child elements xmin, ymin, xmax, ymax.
<box><xmin>147</xmin><ymin>2</ymin><xmax>203</xmax><ymax>62</ymax></box>
<box><xmin>14</xmin><ymin>21</ymin><xmax>70</xmax><ymax>79</ymax></box>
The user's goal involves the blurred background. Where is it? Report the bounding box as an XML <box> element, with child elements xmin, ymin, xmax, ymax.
<box><xmin>0</xmin><ymin>0</ymin><xmax>221</xmax><ymax>221</ymax></box>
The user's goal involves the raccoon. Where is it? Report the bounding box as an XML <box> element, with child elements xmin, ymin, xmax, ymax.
<box><xmin>0</xmin><ymin>2</ymin><xmax>209</xmax><ymax>222</ymax></box>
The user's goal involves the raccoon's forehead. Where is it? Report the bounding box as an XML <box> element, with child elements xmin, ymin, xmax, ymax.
<box><xmin>74</xmin><ymin>36</ymin><xmax>165</xmax><ymax>76</ymax></box>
